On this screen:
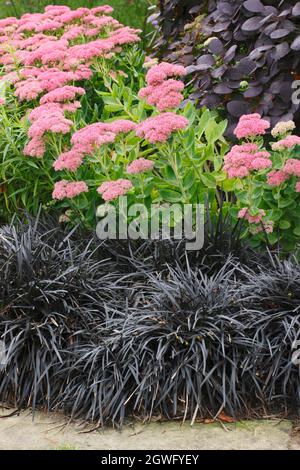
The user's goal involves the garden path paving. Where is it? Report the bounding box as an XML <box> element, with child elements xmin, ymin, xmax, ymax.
<box><xmin>0</xmin><ymin>408</ymin><xmax>298</xmax><ymax>450</ymax></box>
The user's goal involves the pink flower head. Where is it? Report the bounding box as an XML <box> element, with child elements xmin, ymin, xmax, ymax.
<box><xmin>127</xmin><ymin>158</ymin><xmax>154</xmax><ymax>174</ymax></box>
<box><xmin>138</xmin><ymin>79</ymin><xmax>184</xmax><ymax>111</ymax></box>
<box><xmin>146</xmin><ymin>62</ymin><xmax>186</xmax><ymax>86</ymax></box>
<box><xmin>0</xmin><ymin>97</ymin><xmax>5</xmax><ymax>105</ymax></box>
<box><xmin>91</xmin><ymin>6</ymin><xmax>114</xmax><ymax>15</ymax></box>
<box><xmin>223</xmin><ymin>144</ymin><xmax>272</xmax><ymax>178</ymax></box>
<box><xmin>136</xmin><ymin>113</ymin><xmax>189</xmax><ymax>143</ymax></box>
<box><xmin>238</xmin><ymin>207</ymin><xmax>266</xmax><ymax>224</ymax></box>
<box><xmin>23</xmin><ymin>137</ymin><xmax>46</xmax><ymax>158</ymax></box>
<box><xmin>52</xmin><ymin>180</ymin><xmax>88</xmax><ymax>200</ymax></box>
<box><xmin>71</xmin><ymin>123</ymin><xmax>115</xmax><ymax>155</ymax></box>
<box><xmin>267</xmin><ymin>170</ymin><xmax>289</xmax><ymax>187</ymax></box>
<box><xmin>40</xmin><ymin>85</ymin><xmax>85</xmax><ymax>104</ymax></box>
<box><xmin>250</xmin><ymin>157</ymin><xmax>272</xmax><ymax>171</ymax></box>
<box><xmin>107</xmin><ymin>119</ymin><xmax>136</xmax><ymax>134</ymax></box>
<box><xmin>273</xmin><ymin>135</ymin><xmax>300</xmax><ymax>150</ymax></box>
<box><xmin>53</xmin><ymin>149</ymin><xmax>84</xmax><ymax>172</ymax></box>
<box><xmin>283</xmin><ymin>158</ymin><xmax>300</xmax><ymax>177</ymax></box>
<box><xmin>234</xmin><ymin>113</ymin><xmax>270</xmax><ymax>140</ymax></box>
<box><xmin>97</xmin><ymin>179</ymin><xmax>133</xmax><ymax>201</ymax></box>
<box><xmin>296</xmin><ymin>182</ymin><xmax>300</xmax><ymax>193</ymax></box>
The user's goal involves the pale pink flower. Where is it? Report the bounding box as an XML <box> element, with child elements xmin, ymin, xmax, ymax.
<box><xmin>136</xmin><ymin>113</ymin><xmax>189</xmax><ymax>143</ymax></box>
<box><xmin>146</xmin><ymin>62</ymin><xmax>186</xmax><ymax>86</ymax></box>
<box><xmin>250</xmin><ymin>220</ymin><xmax>274</xmax><ymax>234</ymax></box>
<box><xmin>250</xmin><ymin>157</ymin><xmax>272</xmax><ymax>171</ymax></box>
<box><xmin>272</xmin><ymin>135</ymin><xmax>300</xmax><ymax>151</ymax></box>
<box><xmin>283</xmin><ymin>158</ymin><xmax>300</xmax><ymax>177</ymax></box>
<box><xmin>267</xmin><ymin>170</ymin><xmax>289</xmax><ymax>187</ymax></box>
<box><xmin>223</xmin><ymin>144</ymin><xmax>272</xmax><ymax>178</ymax></box>
<box><xmin>52</xmin><ymin>180</ymin><xmax>88</xmax><ymax>200</ymax></box>
<box><xmin>53</xmin><ymin>149</ymin><xmax>84</xmax><ymax>172</ymax></box>
<box><xmin>23</xmin><ymin>137</ymin><xmax>46</xmax><ymax>158</ymax></box>
<box><xmin>127</xmin><ymin>158</ymin><xmax>154</xmax><ymax>174</ymax></box>
<box><xmin>97</xmin><ymin>179</ymin><xmax>133</xmax><ymax>201</ymax></box>
<box><xmin>238</xmin><ymin>207</ymin><xmax>266</xmax><ymax>224</ymax></box>
<box><xmin>139</xmin><ymin>79</ymin><xmax>184</xmax><ymax>111</ymax></box>
<box><xmin>40</xmin><ymin>85</ymin><xmax>85</xmax><ymax>104</ymax></box>
<box><xmin>234</xmin><ymin>113</ymin><xmax>270</xmax><ymax>139</ymax></box>
<box><xmin>91</xmin><ymin>6</ymin><xmax>114</xmax><ymax>15</ymax></box>
<box><xmin>296</xmin><ymin>182</ymin><xmax>300</xmax><ymax>193</ymax></box>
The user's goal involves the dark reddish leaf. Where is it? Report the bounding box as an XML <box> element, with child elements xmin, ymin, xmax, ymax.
<box><xmin>242</xmin><ymin>17</ymin><xmax>263</xmax><ymax>32</ymax></box>
<box><xmin>291</xmin><ymin>36</ymin><xmax>300</xmax><ymax>51</ymax></box>
<box><xmin>243</xmin><ymin>0</ymin><xmax>264</xmax><ymax>13</ymax></box>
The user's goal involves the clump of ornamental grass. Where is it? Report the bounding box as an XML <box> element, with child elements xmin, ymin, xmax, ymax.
<box><xmin>239</xmin><ymin>256</ymin><xmax>300</xmax><ymax>413</ymax></box>
<box><xmin>95</xmin><ymin>200</ymin><xmax>250</xmax><ymax>278</ymax></box>
<box><xmin>0</xmin><ymin>215</ymin><xmax>126</xmax><ymax>410</ymax></box>
<box><xmin>55</xmin><ymin>258</ymin><xmax>255</xmax><ymax>425</ymax></box>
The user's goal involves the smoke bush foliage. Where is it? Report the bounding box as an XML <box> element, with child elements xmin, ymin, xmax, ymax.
<box><xmin>152</xmin><ymin>0</ymin><xmax>300</xmax><ymax>135</ymax></box>
<box><xmin>0</xmin><ymin>216</ymin><xmax>300</xmax><ymax>424</ymax></box>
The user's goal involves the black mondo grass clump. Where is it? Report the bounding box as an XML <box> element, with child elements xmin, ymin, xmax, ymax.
<box><xmin>55</xmin><ymin>259</ymin><xmax>252</xmax><ymax>425</ymax></box>
<box><xmin>0</xmin><ymin>216</ymin><xmax>300</xmax><ymax>424</ymax></box>
<box><xmin>0</xmin><ymin>216</ymin><xmax>127</xmax><ymax>410</ymax></box>
<box><xmin>239</xmin><ymin>258</ymin><xmax>300</xmax><ymax>413</ymax></box>
<box><xmin>114</xmin><ymin>260</ymin><xmax>255</xmax><ymax>422</ymax></box>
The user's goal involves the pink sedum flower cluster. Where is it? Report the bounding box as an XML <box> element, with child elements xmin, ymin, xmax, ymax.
<box><xmin>238</xmin><ymin>208</ymin><xmax>274</xmax><ymax>233</ymax></box>
<box><xmin>97</xmin><ymin>179</ymin><xmax>133</xmax><ymax>201</ymax></box>
<box><xmin>52</xmin><ymin>180</ymin><xmax>88</xmax><ymax>200</ymax></box>
<box><xmin>127</xmin><ymin>158</ymin><xmax>154</xmax><ymax>174</ymax></box>
<box><xmin>267</xmin><ymin>152</ymin><xmax>300</xmax><ymax>192</ymax></box>
<box><xmin>272</xmin><ymin>135</ymin><xmax>300</xmax><ymax>151</ymax></box>
<box><xmin>224</xmin><ymin>143</ymin><xmax>272</xmax><ymax>178</ymax></box>
<box><xmin>0</xmin><ymin>6</ymin><xmax>191</xmax><ymax>203</ymax></box>
<box><xmin>139</xmin><ymin>62</ymin><xmax>186</xmax><ymax>111</ymax></box>
<box><xmin>234</xmin><ymin>113</ymin><xmax>270</xmax><ymax>140</ymax></box>
<box><xmin>238</xmin><ymin>207</ymin><xmax>266</xmax><ymax>224</ymax></box>
<box><xmin>53</xmin><ymin>120</ymin><xmax>137</xmax><ymax>172</ymax></box>
<box><xmin>136</xmin><ymin>113</ymin><xmax>189</xmax><ymax>143</ymax></box>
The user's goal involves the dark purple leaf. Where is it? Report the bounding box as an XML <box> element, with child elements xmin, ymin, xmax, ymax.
<box><xmin>234</xmin><ymin>58</ymin><xmax>257</xmax><ymax>75</ymax></box>
<box><xmin>224</xmin><ymin>45</ymin><xmax>237</xmax><ymax>63</ymax></box>
<box><xmin>280</xmin><ymin>82</ymin><xmax>293</xmax><ymax>102</ymax></box>
<box><xmin>189</xmin><ymin>6</ymin><xmax>201</xmax><ymax>15</ymax></box>
<box><xmin>227</xmin><ymin>81</ymin><xmax>244</xmax><ymax>90</ymax></box>
<box><xmin>218</xmin><ymin>2</ymin><xmax>235</xmax><ymax>15</ymax></box>
<box><xmin>264</xmin><ymin>6</ymin><xmax>278</xmax><ymax>16</ymax></box>
<box><xmin>200</xmin><ymin>94</ymin><xmax>222</xmax><ymax>107</ymax></box>
<box><xmin>244</xmin><ymin>85</ymin><xmax>263</xmax><ymax>98</ymax></box>
<box><xmin>249</xmin><ymin>45</ymin><xmax>273</xmax><ymax>60</ymax></box>
<box><xmin>214</xmin><ymin>84</ymin><xmax>232</xmax><ymax>95</ymax></box>
<box><xmin>292</xmin><ymin>2</ymin><xmax>300</xmax><ymax>16</ymax></box>
<box><xmin>264</xmin><ymin>22</ymin><xmax>279</xmax><ymax>36</ymax></box>
<box><xmin>212</xmin><ymin>21</ymin><xmax>231</xmax><ymax>33</ymax></box>
<box><xmin>243</xmin><ymin>0</ymin><xmax>264</xmax><ymax>13</ymax></box>
<box><xmin>196</xmin><ymin>54</ymin><xmax>215</xmax><ymax>70</ymax></box>
<box><xmin>211</xmin><ymin>65</ymin><xmax>227</xmax><ymax>79</ymax></box>
<box><xmin>242</xmin><ymin>17</ymin><xmax>263</xmax><ymax>32</ymax></box>
<box><xmin>291</xmin><ymin>36</ymin><xmax>300</xmax><ymax>51</ymax></box>
<box><xmin>270</xmin><ymin>81</ymin><xmax>282</xmax><ymax>95</ymax></box>
<box><xmin>208</xmin><ymin>38</ymin><xmax>224</xmax><ymax>55</ymax></box>
<box><xmin>278</xmin><ymin>8</ymin><xmax>292</xmax><ymax>19</ymax></box>
<box><xmin>272</xmin><ymin>42</ymin><xmax>290</xmax><ymax>60</ymax></box>
<box><xmin>227</xmin><ymin>100</ymin><xmax>251</xmax><ymax>117</ymax></box>
<box><xmin>270</xmin><ymin>29</ymin><xmax>291</xmax><ymax>40</ymax></box>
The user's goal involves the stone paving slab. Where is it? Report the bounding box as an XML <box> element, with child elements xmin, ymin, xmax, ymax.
<box><xmin>0</xmin><ymin>408</ymin><xmax>298</xmax><ymax>450</ymax></box>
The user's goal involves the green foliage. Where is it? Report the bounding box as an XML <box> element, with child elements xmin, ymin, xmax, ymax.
<box><xmin>0</xmin><ymin>0</ymin><xmax>152</xmax><ymax>31</ymax></box>
<box><xmin>0</xmin><ymin>45</ymin><xmax>228</xmax><ymax>227</ymax></box>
